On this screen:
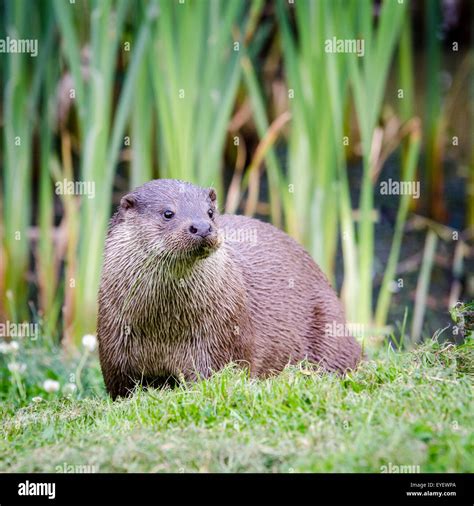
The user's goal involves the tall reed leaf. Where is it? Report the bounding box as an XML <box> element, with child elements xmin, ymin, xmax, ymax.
<box><xmin>53</xmin><ymin>0</ymin><xmax>156</xmax><ymax>343</ymax></box>
<box><xmin>149</xmin><ymin>0</ymin><xmax>247</xmax><ymax>195</ymax></box>
<box><xmin>346</xmin><ymin>0</ymin><xmax>406</xmax><ymax>324</ymax></box>
<box><xmin>1</xmin><ymin>0</ymin><xmax>49</xmax><ymax>320</ymax></box>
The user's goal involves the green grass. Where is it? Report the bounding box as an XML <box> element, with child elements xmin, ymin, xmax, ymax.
<box><xmin>0</xmin><ymin>337</ymin><xmax>472</xmax><ymax>473</ymax></box>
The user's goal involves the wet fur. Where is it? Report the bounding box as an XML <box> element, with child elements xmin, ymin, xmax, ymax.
<box><xmin>98</xmin><ymin>179</ymin><xmax>362</xmax><ymax>398</ymax></box>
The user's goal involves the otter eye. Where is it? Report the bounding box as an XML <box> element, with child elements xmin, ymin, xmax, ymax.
<box><xmin>163</xmin><ymin>210</ymin><xmax>175</xmax><ymax>219</ymax></box>
<box><xmin>208</xmin><ymin>209</ymin><xmax>214</xmax><ymax>219</ymax></box>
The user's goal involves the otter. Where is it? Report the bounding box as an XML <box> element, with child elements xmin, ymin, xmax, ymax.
<box><xmin>98</xmin><ymin>179</ymin><xmax>362</xmax><ymax>398</ymax></box>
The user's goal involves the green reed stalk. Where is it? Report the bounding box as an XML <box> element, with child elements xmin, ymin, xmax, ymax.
<box><xmin>240</xmin><ymin>55</ymin><xmax>286</xmax><ymax>228</ymax></box>
<box><xmin>322</xmin><ymin>1</ymin><xmax>359</xmax><ymax>321</ymax></box>
<box><xmin>149</xmin><ymin>0</ymin><xmax>247</xmax><ymax>196</ymax></box>
<box><xmin>277</xmin><ymin>0</ymin><xmax>345</xmax><ymax>278</ymax></box>
<box><xmin>411</xmin><ymin>229</ymin><xmax>438</xmax><ymax>342</ymax></box>
<box><xmin>1</xmin><ymin>0</ymin><xmax>47</xmax><ymax>321</ymax></box>
<box><xmin>37</xmin><ymin>21</ymin><xmax>61</xmax><ymax>336</ymax></box>
<box><xmin>398</xmin><ymin>15</ymin><xmax>415</xmax><ymax>124</ymax></box>
<box><xmin>53</xmin><ymin>0</ymin><xmax>155</xmax><ymax>343</ymax></box>
<box><xmin>130</xmin><ymin>53</ymin><xmax>154</xmax><ymax>188</ymax></box>
<box><xmin>2</xmin><ymin>1</ymin><xmax>31</xmax><ymax>320</ymax></box>
<box><xmin>397</xmin><ymin>10</ymin><xmax>418</xmax><ymax>218</ymax></box>
<box><xmin>375</xmin><ymin>125</ymin><xmax>421</xmax><ymax>326</ymax></box>
<box><xmin>347</xmin><ymin>0</ymin><xmax>406</xmax><ymax>324</ymax></box>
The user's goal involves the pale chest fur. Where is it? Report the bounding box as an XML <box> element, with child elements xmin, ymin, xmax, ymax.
<box><xmin>104</xmin><ymin>245</ymin><xmax>249</xmax><ymax>378</ymax></box>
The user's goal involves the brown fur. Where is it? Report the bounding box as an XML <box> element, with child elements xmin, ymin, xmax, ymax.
<box><xmin>97</xmin><ymin>179</ymin><xmax>362</xmax><ymax>398</ymax></box>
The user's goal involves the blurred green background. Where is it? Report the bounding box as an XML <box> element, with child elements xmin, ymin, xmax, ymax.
<box><xmin>0</xmin><ymin>0</ymin><xmax>473</xmax><ymax>350</ymax></box>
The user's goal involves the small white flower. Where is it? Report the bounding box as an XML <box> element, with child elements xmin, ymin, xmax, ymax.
<box><xmin>9</xmin><ymin>340</ymin><xmax>19</xmax><ymax>351</ymax></box>
<box><xmin>63</xmin><ymin>383</ymin><xmax>77</xmax><ymax>395</ymax></box>
<box><xmin>32</xmin><ymin>396</ymin><xmax>43</xmax><ymax>403</ymax></box>
<box><xmin>43</xmin><ymin>379</ymin><xmax>60</xmax><ymax>393</ymax></box>
<box><xmin>7</xmin><ymin>362</ymin><xmax>26</xmax><ymax>374</ymax></box>
<box><xmin>82</xmin><ymin>334</ymin><xmax>97</xmax><ymax>353</ymax></box>
<box><xmin>0</xmin><ymin>341</ymin><xmax>19</xmax><ymax>353</ymax></box>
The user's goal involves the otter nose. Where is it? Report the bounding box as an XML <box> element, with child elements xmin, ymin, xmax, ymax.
<box><xmin>189</xmin><ymin>220</ymin><xmax>212</xmax><ymax>238</ymax></box>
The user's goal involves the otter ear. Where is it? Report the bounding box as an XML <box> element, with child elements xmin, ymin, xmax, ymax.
<box><xmin>120</xmin><ymin>194</ymin><xmax>136</xmax><ymax>210</ymax></box>
<box><xmin>208</xmin><ymin>188</ymin><xmax>217</xmax><ymax>203</ymax></box>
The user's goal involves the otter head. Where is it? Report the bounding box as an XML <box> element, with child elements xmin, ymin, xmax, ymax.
<box><xmin>118</xmin><ymin>179</ymin><xmax>220</xmax><ymax>262</ymax></box>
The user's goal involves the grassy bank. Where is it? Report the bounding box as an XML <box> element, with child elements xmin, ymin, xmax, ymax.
<box><xmin>1</xmin><ymin>338</ymin><xmax>472</xmax><ymax>473</ymax></box>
